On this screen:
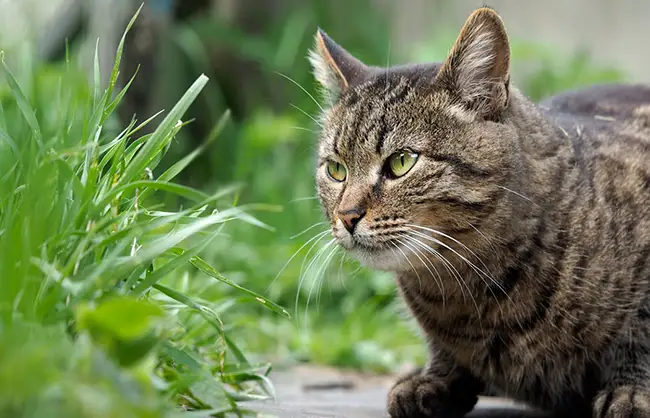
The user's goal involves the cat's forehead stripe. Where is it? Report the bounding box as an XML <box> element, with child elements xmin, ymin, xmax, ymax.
<box><xmin>333</xmin><ymin>76</ymin><xmax>414</xmax><ymax>157</ymax></box>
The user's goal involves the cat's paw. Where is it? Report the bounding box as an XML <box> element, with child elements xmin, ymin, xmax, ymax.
<box><xmin>593</xmin><ymin>386</ymin><xmax>650</xmax><ymax>418</ymax></box>
<box><xmin>387</xmin><ymin>373</ymin><xmax>477</xmax><ymax>418</ymax></box>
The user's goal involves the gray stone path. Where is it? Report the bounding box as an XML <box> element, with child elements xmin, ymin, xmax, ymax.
<box><xmin>249</xmin><ymin>365</ymin><xmax>552</xmax><ymax>418</ymax></box>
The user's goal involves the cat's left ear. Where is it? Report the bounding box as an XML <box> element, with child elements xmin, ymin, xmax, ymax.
<box><xmin>309</xmin><ymin>29</ymin><xmax>369</xmax><ymax>102</ymax></box>
<box><xmin>436</xmin><ymin>7</ymin><xmax>511</xmax><ymax>119</ymax></box>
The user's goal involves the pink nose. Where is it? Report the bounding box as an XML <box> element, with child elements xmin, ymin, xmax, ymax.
<box><xmin>338</xmin><ymin>208</ymin><xmax>366</xmax><ymax>234</ymax></box>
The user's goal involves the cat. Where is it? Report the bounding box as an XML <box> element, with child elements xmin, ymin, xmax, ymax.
<box><xmin>308</xmin><ymin>6</ymin><xmax>650</xmax><ymax>418</ymax></box>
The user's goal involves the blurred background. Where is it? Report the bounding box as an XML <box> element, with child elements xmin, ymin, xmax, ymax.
<box><xmin>0</xmin><ymin>0</ymin><xmax>644</xmax><ymax>399</ymax></box>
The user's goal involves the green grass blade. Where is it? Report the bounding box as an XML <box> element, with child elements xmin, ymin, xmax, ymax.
<box><xmin>93</xmin><ymin>38</ymin><xmax>101</xmax><ymax>106</ymax></box>
<box><xmin>159</xmin><ymin>110</ymin><xmax>231</xmax><ymax>184</ymax></box>
<box><xmin>131</xmin><ymin>232</ymin><xmax>220</xmax><ymax>295</ymax></box>
<box><xmin>0</xmin><ymin>129</ymin><xmax>19</xmax><ymax>158</ymax></box>
<box><xmin>104</xmin><ymin>65</ymin><xmax>140</xmax><ymax>119</ymax></box>
<box><xmin>118</xmin><ymin>74</ymin><xmax>209</xmax><ymax>186</ymax></box>
<box><xmin>0</xmin><ymin>52</ymin><xmax>42</xmax><ymax>148</ymax></box>
<box><xmin>188</xmin><ymin>255</ymin><xmax>290</xmax><ymax>318</ymax></box>
<box><xmin>103</xmin><ymin>3</ymin><xmax>143</xmax><ymax>116</ymax></box>
<box><xmin>0</xmin><ymin>98</ymin><xmax>7</xmax><ymax>131</ymax></box>
<box><xmin>94</xmin><ymin>180</ymin><xmax>211</xmax><ymax>211</ymax></box>
<box><xmin>153</xmin><ymin>283</ymin><xmax>250</xmax><ymax>365</ymax></box>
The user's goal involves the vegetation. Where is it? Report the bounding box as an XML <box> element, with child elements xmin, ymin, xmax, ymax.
<box><xmin>0</xmin><ymin>2</ymin><xmax>627</xmax><ymax>417</ymax></box>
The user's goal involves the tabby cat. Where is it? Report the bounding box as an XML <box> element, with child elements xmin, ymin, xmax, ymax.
<box><xmin>309</xmin><ymin>6</ymin><xmax>650</xmax><ymax>418</ymax></box>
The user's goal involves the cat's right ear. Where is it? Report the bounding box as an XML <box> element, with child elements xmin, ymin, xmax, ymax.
<box><xmin>309</xmin><ymin>29</ymin><xmax>368</xmax><ymax>102</ymax></box>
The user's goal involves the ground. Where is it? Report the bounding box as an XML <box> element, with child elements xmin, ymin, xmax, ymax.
<box><xmin>250</xmin><ymin>365</ymin><xmax>551</xmax><ymax>418</ymax></box>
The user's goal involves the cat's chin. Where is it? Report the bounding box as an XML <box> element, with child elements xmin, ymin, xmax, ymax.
<box><xmin>346</xmin><ymin>245</ymin><xmax>409</xmax><ymax>273</ymax></box>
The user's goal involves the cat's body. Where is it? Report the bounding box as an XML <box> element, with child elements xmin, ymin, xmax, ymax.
<box><xmin>397</xmin><ymin>83</ymin><xmax>650</xmax><ymax>417</ymax></box>
<box><xmin>309</xmin><ymin>7</ymin><xmax>650</xmax><ymax>418</ymax></box>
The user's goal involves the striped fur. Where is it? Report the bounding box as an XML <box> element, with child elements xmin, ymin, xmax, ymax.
<box><xmin>311</xmin><ymin>7</ymin><xmax>650</xmax><ymax>418</ymax></box>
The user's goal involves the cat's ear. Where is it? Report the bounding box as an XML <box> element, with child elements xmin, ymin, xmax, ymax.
<box><xmin>436</xmin><ymin>7</ymin><xmax>510</xmax><ymax>119</ymax></box>
<box><xmin>309</xmin><ymin>29</ymin><xmax>369</xmax><ymax>102</ymax></box>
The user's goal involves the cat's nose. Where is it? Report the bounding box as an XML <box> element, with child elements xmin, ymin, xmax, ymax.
<box><xmin>338</xmin><ymin>208</ymin><xmax>366</xmax><ymax>234</ymax></box>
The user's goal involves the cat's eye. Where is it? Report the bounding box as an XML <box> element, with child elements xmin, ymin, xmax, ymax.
<box><xmin>386</xmin><ymin>151</ymin><xmax>419</xmax><ymax>178</ymax></box>
<box><xmin>326</xmin><ymin>160</ymin><xmax>347</xmax><ymax>182</ymax></box>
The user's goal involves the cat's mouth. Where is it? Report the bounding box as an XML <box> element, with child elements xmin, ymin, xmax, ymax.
<box><xmin>333</xmin><ymin>231</ymin><xmax>410</xmax><ymax>272</ymax></box>
<box><xmin>343</xmin><ymin>242</ymin><xmax>395</xmax><ymax>269</ymax></box>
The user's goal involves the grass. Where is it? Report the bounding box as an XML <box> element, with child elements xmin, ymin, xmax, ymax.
<box><xmin>0</xmin><ymin>8</ymin><xmax>289</xmax><ymax>418</ymax></box>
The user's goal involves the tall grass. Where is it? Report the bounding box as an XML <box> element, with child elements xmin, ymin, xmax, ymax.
<box><xmin>0</xmin><ymin>8</ymin><xmax>287</xmax><ymax>417</ymax></box>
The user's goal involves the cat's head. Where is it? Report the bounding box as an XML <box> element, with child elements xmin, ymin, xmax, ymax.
<box><xmin>311</xmin><ymin>8</ymin><xmax>521</xmax><ymax>272</ymax></box>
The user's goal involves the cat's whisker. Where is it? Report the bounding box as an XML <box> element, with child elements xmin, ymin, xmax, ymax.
<box><xmin>407</xmin><ymin>225</ymin><xmax>504</xmax><ymax>293</ymax></box>
<box><xmin>297</xmin><ymin>238</ymin><xmax>337</xmax><ymax>328</ymax></box>
<box><xmin>290</xmin><ymin>126</ymin><xmax>319</xmax><ymax>134</ymax></box>
<box><xmin>466</xmin><ymin>221</ymin><xmax>499</xmax><ymax>253</ymax></box>
<box><xmin>407</xmin><ymin>227</ymin><xmax>511</xmax><ymax>312</ymax></box>
<box><xmin>290</xmin><ymin>103</ymin><xmax>324</xmax><ymax>127</ymax></box>
<box><xmin>290</xmin><ymin>221</ymin><xmax>329</xmax><ymax>240</ymax></box>
<box><xmin>396</xmin><ymin>237</ymin><xmax>427</xmax><ymax>293</ymax></box>
<box><xmin>299</xmin><ymin>231</ymin><xmax>332</xmax><ymax>280</ymax></box>
<box><xmin>407</xmin><ymin>224</ymin><xmax>495</xmax><ymax>281</ymax></box>
<box><xmin>338</xmin><ymin>250</ymin><xmax>348</xmax><ymax>291</ymax></box>
<box><xmin>313</xmin><ymin>245</ymin><xmax>341</xmax><ymax>315</ymax></box>
<box><xmin>268</xmin><ymin>229</ymin><xmax>330</xmax><ymax>293</ymax></box>
<box><xmin>308</xmin><ymin>242</ymin><xmax>339</xmax><ymax>312</ymax></box>
<box><xmin>407</xmin><ymin>225</ymin><xmax>507</xmax><ymax>304</ymax></box>
<box><xmin>294</xmin><ymin>237</ymin><xmax>335</xmax><ymax>323</ymax></box>
<box><xmin>289</xmin><ymin>196</ymin><xmax>321</xmax><ymax>203</ymax></box>
<box><xmin>401</xmin><ymin>233</ymin><xmax>469</xmax><ymax>304</ymax></box>
<box><xmin>396</xmin><ymin>234</ymin><xmax>445</xmax><ymax>302</ymax></box>
<box><xmin>275</xmin><ymin>71</ymin><xmax>325</xmax><ymax>113</ymax></box>
<box><xmin>402</xmin><ymin>233</ymin><xmax>482</xmax><ymax>320</ymax></box>
<box><xmin>391</xmin><ymin>239</ymin><xmax>423</xmax><ymax>291</ymax></box>
<box><xmin>496</xmin><ymin>185</ymin><xmax>539</xmax><ymax>207</ymax></box>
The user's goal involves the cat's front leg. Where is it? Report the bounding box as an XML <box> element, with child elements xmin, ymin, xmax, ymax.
<box><xmin>593</xmin><ymin>385</ymin><xmax>650</xmax><ymax>418</ymax></box>
<box><xmin>592</xmin><ymin>345</ymin><xmax>650</xmax><ymax>418</ymax></box>
<box><xmin>387</xmin><ymin>349</ymin><xmax>483</xmax><ymax>418</ymax></box>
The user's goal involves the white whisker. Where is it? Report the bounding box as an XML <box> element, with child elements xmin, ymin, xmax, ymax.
<box><xmin>290</xmin><ymin>103</ymin><xmax>323</xmax><ymax>127</ymax></box>
<box><xmin>312</xmin><ymin>246</ymin><xmax>341</xmax><ymax>316</ymax></box>
<box><xmin>296</xmin><ymin>238</ymin><xmax>336</xmax><ymax>324</ymax></box>
<box><xmin>290</xmin><ymin>196</ymin><xmax>321</xmax><ymax>203</ymax></box>
<box><xmin>290</xmin><ymin>221</ymin><xmax>328</xmax><ymax>240</ymax></box>
<box><xmin>397</xmin><ymin>235</ymin><xmax>445</xmax><ymax>302</ymax></box>
<box><xmin>275</xmin><ymin>71</ymin><xmax>325</xmax><ymax>113</ymax></box>
<box><xmin>407</xmin><ymin>225</ymin><xmax>511</xmax><ymax>313</ymax></box>
<box><xmin>496</xmin><ymin>185</ymin><xmax>539</xmax><ymax>207</ymax></box>
<box><xmin>408</xmin><ymin>224</ymin><xmax>496</xmax><ymax>284</ymax></box>
<box><xmin>290</xmin><ymin>126</ymin><xmax>318</xmax><ymax>134</ymax></box>
<box><xmin>402</xmin><ymin>233</ymin><xmax>482</xmax><ymax>321</ymax></box>
<box><xmin>402</xmin><ymin>234</ymin><xmax>468</xmax><ymax>304</ymax></box>
<box><xmin>268</xmin><ymin>229</ymin><xmax>329</xmax><ymax>293</ymax></box>
<box><xmin>467</xmin><ymin>221</ymin><xmax>498</xmax><ymax>253</ymax></box>
<box><xmin>391</xmin><ymin>240</ymin><xmax>422</xmax><ymax>290</ymax></box>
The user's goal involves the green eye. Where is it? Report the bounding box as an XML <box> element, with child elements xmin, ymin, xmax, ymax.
<box><xmin>327</xmin><ymin>160</ymin><xmax>347</xmax><ymax>182</ymax></box>
<box><xmin>387</xmin><ymin>151</ymin><xmax>419</xmax><ymax>178</ymax></box>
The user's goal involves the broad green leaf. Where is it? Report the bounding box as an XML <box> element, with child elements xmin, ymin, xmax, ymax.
<box><xmin>76</xmin><ymin>296</ymin><xmax>165</xmax><ymax>340</ymax></box>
